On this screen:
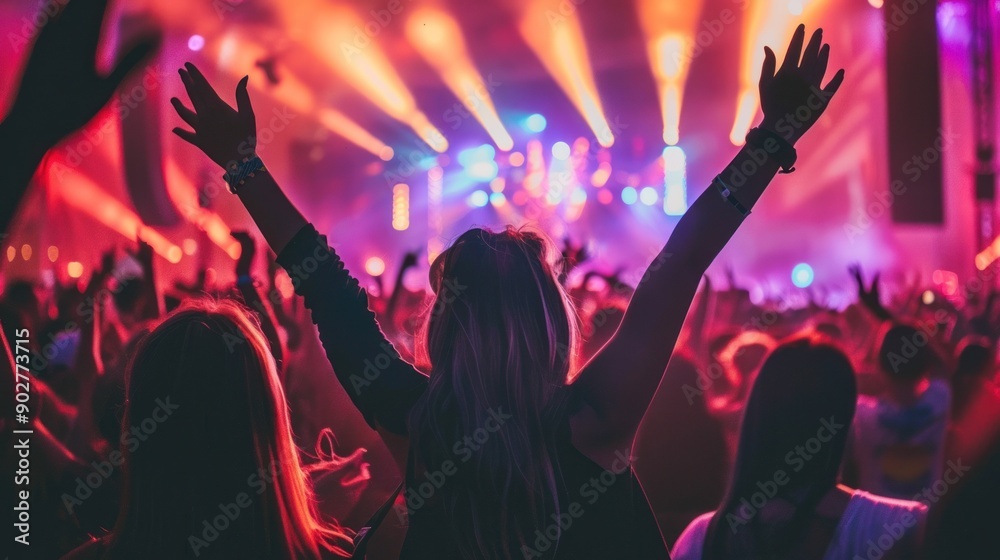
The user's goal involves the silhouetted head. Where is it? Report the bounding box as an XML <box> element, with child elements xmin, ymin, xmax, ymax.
<box><xmin>878</xmin><ymin>323</ymin><xmax>933</xmax><ymax>383</ymax></box>
<box><xmin>108</xmin><ymin>299</ymin><xmax>350</xmax><ymax>559</ymax></box>
<box><xmin>706</xmin><ymin>337</ymin><xmax>857</xmax><ymax>560</ymax></box>
<box><xmin>411</xmin><ymin>226</ymin><xmax>579</xmax><ymax>559</ymax></box>
<box><xmin>955</xmin><ymin>337</ymin><xmax>993</xmax><ymax>380</ymax></box>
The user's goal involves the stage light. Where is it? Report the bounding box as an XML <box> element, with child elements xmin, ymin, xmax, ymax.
<box><xmin>458</xmin><ymin>144</ymin><xmax>495</xmax><ymax>167</ymax></box>
<box><xmin>598</xmin><ymin>189</ymin><xmax>613</xmax><ymax>204</ymax></box>
<box><xmin>188</xmin><ymin>35</ymin><xmax>205</xmax><ymax>51</ymax></box>
<box><xmin>791</xmin><ymin>263</ymin><xmax>814</xmax><ymax>288</ymax></box>
<box><xmin>524</xmin><ymin>140</ymin><xmax>546</xmax><ymax>197</ymax></box>
<box><xmin>552</xmin><ymin>141</ymin><xmax>571</xmax><ymax>160</ymax></box>
<box><xmin>468</xmin><ymin>190</ymin><xmax>490</xmax><ymax>207</ymax></box>
<box><xmin>591</xmin><ymin>162</ymin><xmax>612</xmax><ymax>188</ymax></box>
<box><xmin>490</xmin><ymin>192</ymin><xmax>507</xmax><ymax>207</ymax></box>
<box><xmin>509</xmin><ymin>152</ymin><xmax>525</xmax><ymax>167</ymax></box>
<box><xmin>526</xmin><ymin>113</ymin><xmax>547</xmax><ymax>133</ymax></box>
<box><xmin>639</xmin><ymin>187</ymin><xmax>658</xmax><ymax>205</ymax></box>
<box><xmin>922</xmin><ymin>290</ymin><xmax>935</xmax><ymax>305</ymax></box>
<box><xmin>392</xmin><ymin>183</ymin><xmax>410</xmax><ymax>231</ymax></box>
<box><xmin>868</xmin><ymin>0</ymin><xmax>883</xmax><ymax>7</ymax></box>
<box><xmin>274</xmin><ymin>2</ymin><xmax>448</xmax><ymax>152</ymax></box>
<box><xmin>634</xmin><ymin>0</ymin><xmax>704</xmax><ymax>146</ymax></box>
<box><xmin>663</xmin><ymin>146</ymin><xmax>688</xmax><ymax>215</ymax></box>
<box><xmin>788</xmin><ymin>0</ymin><xmax>804</xmax><ymax>15</ymax></box>
<box><xmin>467</xmin><ymin>161</ymin><xmax>499</xmax><ymax>181</ymax></box>
<box><xmin>571</xmin><ymin>189</ymin><xmax>588</xmax><ymax>204</ymax></box>
<box><xmin>182</xmin><ymin>239</ymin><xmax>198</xmax><ymax>256</ymax></box>
<box><xmin>622</xmin><ymin>187</ymin><xmax>638</xmax><ymax>205</ymax></box>
<box><xmin>406</xmin><ymin>7</ymin><xmax>513</xmax><ymax>151</ymax></box>
<box><xmin>67</xmin><ymin>262</ymin><xmax>84</xmax><ymax>279</ymax></box>
<box><xmin>5</xmin><ymin>247</ymin><xmax>13</xmax><ymax>262</ymax></box>
<box><xmin>213</xmin><ymin>34</ymin><xmax>393</xmax><ymax>160</ymax></box>
<box><xmin>20</xmin><ymin>244</ymin><xmax>31</xmax><ymax>261</ymax></box>
<box><xmin>47</xmin><ymin>163</ymin><xmax>182</xmax><ymax>263</ymax></box>
<box><xmin>490</xmin><ymin>178</ymin><xmax>506</xmax><ymax>192</ymax></box>
<box><xmin>365</xmin><ymin>257</ymin><xmax>386</xmax><ymax>276</ymax></box>
<box><xmin>47</xmin><ymin>246</ymin><xmax>58</xmax><ymax>262</ymax></box>
<box><xmin>519</xmin><ymin>1</ymin><xmax>614</xmax><ymax>146</ymax></box>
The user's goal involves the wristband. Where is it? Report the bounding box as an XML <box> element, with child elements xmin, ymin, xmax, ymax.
<box><xmin>746</xmin><ymin>127</ymin><xmax>797</xmax><ymax>174</ymax></box>
<box><xmin>713</xmin><ymin>175</ymin><xmax>751</xmax><ymax>217</ymax></box>
<box><xmin>223</xmin><ymin>155</ymin><xmax>266</xmax><ymax>194</ymax></box>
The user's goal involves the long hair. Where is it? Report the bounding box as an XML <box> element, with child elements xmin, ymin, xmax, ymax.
<box><xmin>409</xmin><ymin>226</ymin><xmax>580</xmax><ymax>559</ymax></box>
<box><xmin>703</xmin><ymin>337</ymin><xmax>857</xmax><ymax>560</ymax></box>
<box><xmin>106</xmin><ymin>299</ymin><xmax>352</xmax><ymax>559</ymax></box>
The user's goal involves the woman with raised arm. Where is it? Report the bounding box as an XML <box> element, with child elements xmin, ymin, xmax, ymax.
<box><xmin>171</xmin><ymin>24</ymin><xmax>842</xmax><ymax>559</ymax></box>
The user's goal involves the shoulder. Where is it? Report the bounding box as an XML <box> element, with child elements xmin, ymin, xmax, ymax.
<box><xmin>672</xmin><ymin>511</ymin><xmax>714</xmax><ymax>560</ymax></box>
<box><xmin>847</xmin><ymin>490</ymin><xmax>928</xmax><ymax>528</ymax></box>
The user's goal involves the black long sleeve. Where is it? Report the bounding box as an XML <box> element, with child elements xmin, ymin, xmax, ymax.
<box><xmin>276</xmin><ymin>224</ymin><xmax>427</xmax><ymax>435</ymax></box>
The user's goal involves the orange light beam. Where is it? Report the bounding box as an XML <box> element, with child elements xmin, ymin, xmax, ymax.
<box><xmin>274</xmin><ymin>0</ymin><xmax>448</xmax><ymax>152</ymax></box>
<box><xmin>46</xmin><ymin>162</ymin><xmax>182</xmax><ymax>264</ymax></box>
<box><xmin>519</xmin><ymin>0</ymin><xmax>614</xmax><ymax>147</ymax></box>
<box><xmin>164</xmin><ymin>159</ymin><xmax>241</xmax><ymax>259</ymax></box>
<box><xmin>406</xmin><ymin>7</ymin><xmax>513</xmax><ymax>151</ymax></box>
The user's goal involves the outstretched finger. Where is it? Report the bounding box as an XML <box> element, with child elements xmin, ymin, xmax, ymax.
<box><xmin>822</xmin><ymin>68</ymin><xmax>846</xmax><ymax>96</ymax></box>
<box><xmin>172</xmin><ymin>127</ymin><xmax>200</xmax><ymax>147</ymax></box>
<box><xmin>184</xmin><ymin>62</ymin><xmax>227</xmax><ymax>108</ymax></box>
<box><xmin>171</xmin><ymin>97</ymin><xmax>199</xmax><ymax>128</ymax></box>
<box><xmin>801</xmin><ymin>28</ymin><xmax>823</xmax><ymax>70</ymax></box>
<box><xmin>781</xmin><ymin>24</ymin><xmax>806</xmax><ymax>71</ymax></box>
<box><xmin>759</xmin><ymin>46</ymin><xmax>777</xmax><ymax>91</ymax></box>
<box><xmin>813</xmin><ymin>44</ymin><xmax>830</xmax><ymax>86</ymax></box>
<box><xmin>235</xmin><ymin>75</ymin><xmax>254</xmax><ymax>116</ymax></box>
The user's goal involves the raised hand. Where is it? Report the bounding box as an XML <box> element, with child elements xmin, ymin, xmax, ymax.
<box><xmin>849</xmin><ymin>263</ymin><xmax>890</xmax><ymax>320</ymax></box>
<box><xmin>5</xmin><ymin>0</ymin><xmax>158</xmax><ymax>149</ymax></box>
<box><xmin>172</xmin><ymin>63</ymin><xmax>257</xmax><ymax>170</ymax></box>
<box><xmin>758</xmin><ymin>24</ymin><xmax>845</xmax><ymax>143</ymax></box>
<box><xmin>231</xmin><ymin>231</ymin><xmax>257</xmax><ymax>276</ymax></box>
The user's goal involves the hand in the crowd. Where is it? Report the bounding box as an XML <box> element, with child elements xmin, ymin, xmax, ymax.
<box><xmin>758</xmin><ymin>24</ymin><xmax>844</xmax><ymax>142</ymax></box>
<box><xmin>172</xmin><ymin>63</ymin><xmax>257</xmax><ymax>169</ymax></box>
<box><xmin>4</xmin><ymin>0</ymin><xmax>157</xmax><ymax>149</ymax></box>
<box><xmin>401</xmin><ymin>250</ymin><xmax>419</xmax><ymax>271</ymax></box>
<box><xmin>849</xmin><ymin>263</ymin><xmax>888</xmax><ymax>319</ymax></box>
<box><xmin>232</xmin><ymin>231</ymin><xmax>257</xmax><ymax>277</ymax></box>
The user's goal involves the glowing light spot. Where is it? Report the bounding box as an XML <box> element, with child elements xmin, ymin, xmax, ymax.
<box><xmin>490</xmin><ymin>177</ymin><xmax>506</xmax><ymax>192</ymax></box>
<box><xmin>922</xmin><ymin>290</ymin><xmax>935</xmax><ymax>305</ymax></box>
<box><xmin>166</xmin><ymin>246</ymin><xmax>183</xmax><ymax>264</ymax></box>
<box><xmin>526</xmin><ymin>113</ymin><xmax>547</xmax><ymax>132</ymax></box>
<box><xmin>6</xmin><ymin>247</ymin><xmax>15</xmax><ymax>262</ymax></box>
<box><xmin>365</xmin><ymin>257</ymin><xmax>386</xmax><ymax>276</ymax></box>
<box><xmin>188</xmin><ymin>35</ymin><xmax>205</xmax><ymax>51</ymax></box>
<box><xmin>868</xmin><ymin>0</ymin><xmax>883</xmax><ymax>7</ymax></box>
<box><xmin>509</xmin><ymin>152</ymin><xmax>525</xmax><ymax>167</ymax></box>
<box><xmin>791</xmin><ymin>263</ymin><xmax>814</xmax><ymax>288</ymax></box>
<box><xmin>67</xmin><ymin>261</ymin><xmax>84</xmax><ymax>278</ymax></box>
<box><xmin>598</xmin><ymin>189</ymin><xmax>613</xmax><ymax>204</ymax></box>
<box><xmin>621</xmin><ymin>187</ymin><xmax>638</xmax><ymax>205</ymax></box>
<box><xmin>639</xmin><ymin>187</ymin><xmax>658</xmax><ymax>205</ymax></box>
<box><xmin>392</xmin><ymin>183</ymin><xmax>410</xmax><ymax>231</ymax></box>
<box><xmin>468</xmin><ymin>190</ymin><xmax>490</xmax><ymax>207</ymax></box>
<box><xmin>182</xmin><ymin>239</ymin><xmax>198</xmax><ymax>256</ymax></box>
<box><xmin>47</xmin><ymin>246</ymin><xmax>59</xmax><ymax>262</ymax></box>
<box><xmin>490</xmin><ymin>192</ymin><xmax>507</xmax><ymax>206</ymax></box>
<box><xmin>552</xmin><ymin>141</ymin><xmax>571</xmax><ymax>160</ymax></box>
<box><xmin>21</xmin><ymin>244</ymin><xmax>32</xmax><ymax>261</ymax></box>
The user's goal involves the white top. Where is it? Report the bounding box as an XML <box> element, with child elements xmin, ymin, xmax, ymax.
<box><xmin>852</xmin><ymin>379</ymin><xmax>951</xmax><ymax>500</ymax></box>
<box><xmin>671</xmin><ymin>490</ymin><xmax>927</xmax><ymax>560</ymax></box>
